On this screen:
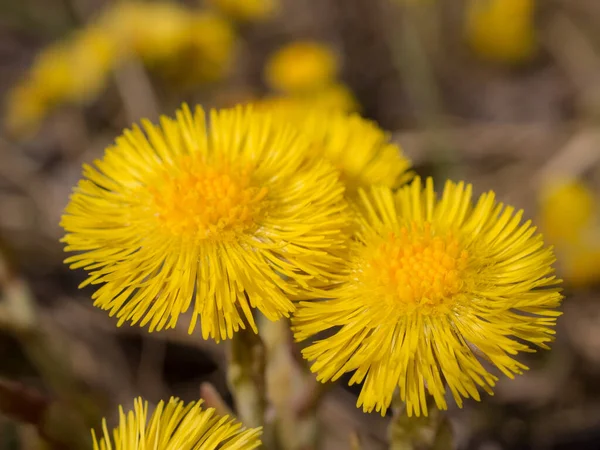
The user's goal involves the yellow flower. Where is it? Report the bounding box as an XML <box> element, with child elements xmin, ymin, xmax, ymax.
<box><xmin>293</xmin><ymin>177</ymin><xmax>562</xmax><ymax>416</ymax></box>
<box><xmin>4</xmin><ymin>26</ymin><xmax>117</xmax><ymax>136</ymax></box>
<box><xmin>538</xmin><ymin>179</ymin><xmax>600</xmax><ymax>287</ymax></box>
<box><xmin>264</xmin><ymin>41</ymin><xmax>338</xmax><ymax>94</ymax></box>
<box><xmin>61</xmin><ymin>104</ymin><xmax>349</xmax><ymax>341</ymax></box>
<box><xmin>92</xmin><ymin>397</ymin><xmax>261</xmax><ymax>450</ymax></box>
<box><xmin>261</xmin><ymin>107</ymin><xmax>411</xmax><ymax>194</ymax></box>
<box><xmin>207</xmin><ymin>0</ymin><xmax>278</xmax><ymax>21</ymax></box>
<box><xmin>305</xmin><ymin>83</ymin><xmax>360</xmax><ymax>114</ymax></box>
<box><xmin>161</xmin><ymin>12</ymin><xmax>237</xmax><ymax>86</ymax></box>
<box><xmin>538</xmin><ymin>179</ymin><xmax>595</xmax><ymax>246</ymax></box>
<box><xmin>98</xmin><ymin>1</ymin><xmax>191</xmax><ymax>62</ymax></box>
<box><xmin>256</xmin><ymin>84</ymin><xmax>359</xmax><ymax>115</ymax></box>
<box><xmin>4</xmin><ymin>83</ymin><xmax>49</xmax><ymax>136</ymax></box>
<box><xmin>464</xmin><ymin>0</ymin><xmax>537</xmax><ymax>64</ymax></box>
<box><xmin>27</xmin><ymin>27</ymin><xmax>116</xmax><ymax>104</ymax></box>
<box><xmin>62</xmin><ymin>27</ymin><xmax>118</xmax><ymax>102</ymax></box>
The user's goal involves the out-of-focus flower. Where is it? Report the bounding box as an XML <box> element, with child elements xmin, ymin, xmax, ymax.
<box><xmin>293</xmin><ymin>178</ymin><xmax>563</xmax><ymax>416</ymax></box>
<box><xmin>304</xmin><ymin>83</ymin><xmax>360</xmax><ymax>113</ymax></box>
<box><xmin>61</xmin><ymin>104</ymin><xmax>349</xmax><ymax>341</ymax></box>
<box><xmin>260</xmin><ymin>107</ymin><xmax>411</xmax><ymax>194</ymax></box>
<box><xmin>92</xmin><ymin>397</ymin><xmax>262</xmax><ymax>450</ymax></box>
<box><xmin>264</xmin><ymin>41</ymin><xmax>339</xmax><ymax>94</ymax></box>
<box><xmin>160</xmin><ymin>11</ymin><xmax>237</xmax><ymax>86</ymax></box>
<box><xmin>464</xmin><ymin>0</ymin><xmax>537</xmax><ymax>65</ymax></box>
<box><xmin>207</xmin><ymin>0</ymin><xmax>278</xmax><ymax>22</ymax></box>
<box><xmin>4</xmin><ymin>26</ymin><xmax>118</xmax><ymax>136</ymax></box>
<box><xmin>62</xmin><ymin>27</ymin><xmax>118</xmax><ymax>102</ymax></box>
<box><xmin>4</xmin><ymin>84</ymin><xmax>49</xmax><ymax>137</ymax></box>
<box><xmin>98</xmin><ymin>1</ymin><xmax>191</xmax><ymax>63</ymax></box>
<box><xmin>538</xmin><ymin>178</ymin><xmax>600</xmax><ymax>287</ymax></box>
<box><xmin>300</xmin><ymin>111</ymin><xmax>411</xmax><ymax>194</ymax></box>
<box><xmin>256</xmin><ymin>83</ymin><xmax>359</xmax><ymax>115</ymax></box>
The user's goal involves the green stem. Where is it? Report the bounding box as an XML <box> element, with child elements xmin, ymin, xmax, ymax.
<box><xmin>227</xmin><ymin>326</ymin><xmax>266</xmax><ymax>429</ymax></box>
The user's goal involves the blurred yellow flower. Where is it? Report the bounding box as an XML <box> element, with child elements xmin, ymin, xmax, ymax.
<box><xmin>284</xmin><ymin>109</ymin><xmax>412</xmax><ymax>194</ymax></box>
<box><xmin>98</xmin><ymin>1</ymin><xmax>191</xmax><ymax>63</ymax></box>
<box><xmin>294</xmin><ymin>178</ymin><xmax>562</xmax><ymax>416</ymax></box>
<box><xmin>464</xmin><ymin>0</ymin><xmax>537</xmax><ymax>64</ymax></box>
<box><xmin>256</xmin><ymin>83</ymin><xmax>359</xmax><ymax>114</ymax></box>
<box><xmin>4</xmin><ymin>26</ymin><xmax>118</xmax><ymax>136</ymax></box>
<box><xmin>62</xmin><ymin>27</ymin><xmax>119</xmax><ymax>102</ymax></box>
<box><xmin>161</xmin><ymin>11</ymin><xmax>237</xmax><ymax>86</ymax></box>
<box><xmin>305</xmin><ymin>83</ymin><xmax>360</xmax><ymax>113</ymax></box>
<box><xmin>61</xmin><ymin>104</ymin><xmax>349</xmax><ymax>341</ymax></box>
<box><xmin>92</xmin><ymin>397</ymin><xmax>262</xmax><ymax>450</ymax></box>
<box><xmin>539</xmin><ymin>179</ymin><xmax>595</xmax><ymax>245</ymax></box>
<box><xmin>207</xmin><ymin>0</ymin><xmax>278</xmax><ymax>21</ymax></box>
<box><xmin>4</xmin><ymin>84</ymin><xmax>49</xmax><ymax>136</ymax></box>
<box><xmin>265</xmin><ymin>41</ymin><xmax>339</xmax><ymax>94</ymax></box>
<box><xmin>538</xmin><ymin>178</ymin><xmax>600</xmax><ymax>287</ymax></box>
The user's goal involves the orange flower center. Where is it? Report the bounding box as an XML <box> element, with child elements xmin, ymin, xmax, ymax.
<box><xmin>367</xmin><ymin>222</ymin><xmax>469</xmax><ymax>310</ymax></box>
<box><xmin>149</xmin><ymin>157</ymin><xmax>268</xmax><ymax>239</ymax></box>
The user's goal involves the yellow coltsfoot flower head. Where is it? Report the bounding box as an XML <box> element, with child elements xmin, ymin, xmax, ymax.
<box><xmin>61</xmin><ymin>104</ymin><xmax>349</xmax><ymax>341</ymax></box>
<box><xmin>98</xmin><ymin>1</ymin><xmax>191</xmax><ymax>62</ymax></box>
<box><xmin>92</xmin><ymin>397</ymin><xmax>261</xmax><ymax>450</ymax></box>
<box><xmin>254</xmin><ymin>82</ymin><xmax>360</xmax><ymax>115</ymax></box>
<box><xmin>4</xmin><ymin>83</ymin><xmax>49</xmax><ymax>136</ymax></box>
<box><xmin>161</xmin><ymin>11</ymin><xmax>237</xmax><ymax>86</ymax></box>
<box><xmin>4</xmin><ymin>26</ymin><xmax>117</xmax><ymax>136</ymax></box>
<box><xmin>249</xmin><ymin>104</ymin><xmax>410</xmax><ymax>195</ymax></box>
<box><xmin>538</xmin><ymin>178</ymin><xmax>595</xmax><ymax>246</ymax></box>
<box><xmin>465</xmin><ymin>0</ymin><xmax>537</xmax><ymax>65</ymax></box>
<box><xmin>264</xmin><ymin>41</ymin><xmax>339</xmax><ymax>94</ymax></box>
<box><xmin>538</xmin><ymin>178</ymin><xmax>600</xmax><ymax>287</ymax></box>
<box><xmin>293</xmin><ymin>110</ymin><xmax>412</xmax><ymax>194</ymax></box>
<box><xmin>293</xmin><ymin>177</ymin><xmax>563</xmax><ymax>416</ymax></box>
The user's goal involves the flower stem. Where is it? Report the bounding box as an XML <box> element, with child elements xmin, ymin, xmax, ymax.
<box><xmin>388</xmin><ymin>395</ymin><xmax>454</xmax><ymax>450</ymax></box>
<box><xmin>227</xmin><ymin>326</ymin><xmax>266</xmax><ymax>429</ymax></box>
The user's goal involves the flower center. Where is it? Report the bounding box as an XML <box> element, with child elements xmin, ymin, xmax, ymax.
<box><xmin>149</xmin><ymin>157</ymin><xmax>268</xmax><ymax>239</ymax></box>
<box><xmin>366</xmin><ymin>222</ymin><xmax>469</xmax><ymax>310</ymax></box>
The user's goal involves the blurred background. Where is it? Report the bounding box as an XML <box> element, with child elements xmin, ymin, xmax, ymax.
<box><xmin>1</xmin><ymin>0</ymin><xmax>600</xmax><ymax>448</ymax></box>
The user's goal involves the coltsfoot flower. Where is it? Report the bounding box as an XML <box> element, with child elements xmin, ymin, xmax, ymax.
<box><xmin>61</xmin><ymin>104</ymin><xmax>349</xmax><ymax>341</ymax></box>
<box><xmin>161</xmin><ymin>12</ymin><xmax>237</xmax><ymax>86</ymax></box>
<box><xmin>254</xmin><ymin>82</ymin><xmax>359</xmax><ymax>115</ymax></box>
<box><xmin>465</xmin><ymin>0</ymin><xmax>537</xmax><ymax>65</ymax></box>
<box><xmin>4</xmin><ymin>26</ymin><xmax>117</xmax><ymax>136</ymax></box>
<box><xmin>293</xmin><ymin>177</ymin><xmax>563</xmax><ymax>416</ymax></box>
<box><xmin>98</xmin><ymin>1</ymin><xmax>191</xmax><ymax>62</ymax></box>
<box><xmin>538</xmin><ymin>178</ymin><xmax>600</xmax><ymax>287</ymax></box>
<box><xmin>292</xmin><ymin>109</ymin><xmax>412</xmax><ymax>194</ymax></box>
<box><xmin>264</xmin><ymin>41</ymin><xmax>338</xmax><ymax>94</ymax></box>
<box><xmin>92</xmin><ymin>397</ymin><xmax>261</xmax><ymax>450</ymax></box>
<box><xmin>250</xmin><ymin>105</ymin><xmax>410</xmax><ymax>195</ymax></box>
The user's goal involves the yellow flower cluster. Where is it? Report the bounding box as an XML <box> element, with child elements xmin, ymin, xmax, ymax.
<box><xmin>261</xmin><ymin>41</ymin><xmax>359</xmax><ymax>113</ymax></box>
<box><xmin>5</xmin><ymin>2</ymin><xmax>235</xmax><ymax>136</ymax></box>
<box><xmin>93</xmin><ymin>397</ymin><xmax>261</xmax><ymax>450</ymax></box>
<box><xmin>62</xmin><ymin>104</ymin><xmax>562</xmax><ymax>422</ymax></box>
